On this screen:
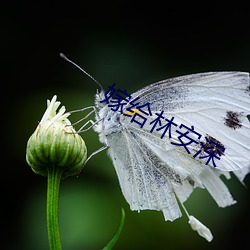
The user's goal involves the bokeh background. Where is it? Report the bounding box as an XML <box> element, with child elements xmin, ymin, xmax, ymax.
<box><xmin>2</xmin><ymin>1</ymin><xmax>250</xmax><ymax>250</ymax></box>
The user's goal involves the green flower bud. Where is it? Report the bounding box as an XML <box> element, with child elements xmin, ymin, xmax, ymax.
<box><xmin>26</xmin><ymin>95</ymin><xmax>87</xmax><ymax>178</ymax></box>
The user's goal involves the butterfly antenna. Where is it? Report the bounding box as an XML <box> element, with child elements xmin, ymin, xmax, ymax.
<box><xmin>60</xmin><ymin>53</ymin><xmax>104</xmax><ymax>92</ymax></box>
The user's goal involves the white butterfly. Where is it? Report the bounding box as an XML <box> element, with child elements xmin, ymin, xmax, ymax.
<box><xmin>61</xmin><ymin>53</ymin><xmax>250</xmax><ymax>242</ymax></box>
<box><xmin>91</xmin><ymin>72</ymin><xmax>250</xmax><ymax>241</ymax></box>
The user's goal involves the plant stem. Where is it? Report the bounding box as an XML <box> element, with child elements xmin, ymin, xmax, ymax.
<box><xmin>47</xmin><ymin>165</ymin><xmax>63</xmax><ymax>250</ymax></box>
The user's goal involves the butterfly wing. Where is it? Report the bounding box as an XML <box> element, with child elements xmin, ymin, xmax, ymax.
<box><xmin>104</xmin><ymin>72</ymin><xmax>249</xmax><ymax>221</ymax></box>
<box><xmin>123</xmin><ymin>72</ymin><xmax>250</xmax><ymax>172</ymax></box>
<box><xmin>107</xmin><ymin>119</ymin><xmax>236</xmax><ymax>221</ymax></box>
<box><xmin>106</xmin><ymin>127</ymin><xmax>182</xmax><ymax>221</ymax></box>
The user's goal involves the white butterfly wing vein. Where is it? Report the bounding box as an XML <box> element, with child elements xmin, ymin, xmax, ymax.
<box><xmin>128</xmin><ymin>125</ymin><xmax>236</xmax><ymax>208</ymax></box>
<box><xmin>94</xmin><ymin>71</ymin><xmax>250</xmax><ymax>222</ymax></box>
<box><xmin>123</xmin><ymin>71</ymin><xmax>250</xmax><ymax>172</ymax></box>
<box><xmin>107</xmin><ymin>129</ymin><xmax>182</xmax><ymax>221</ymax></box>
<box><xmin>108</xmin><ymin>124</ymin><xmax>236</xmax><ymax>221</ymax></box>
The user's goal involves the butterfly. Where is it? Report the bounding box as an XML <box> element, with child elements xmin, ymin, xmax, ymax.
<box><xmin>90</xmin><ymin>72</ymin><xmax>250</xmax><ymax>241</ymax></box>
<box><xmin>61</xmin><ymin>55</ymin><xmax>250</xmax><ymax>241</ymax></box>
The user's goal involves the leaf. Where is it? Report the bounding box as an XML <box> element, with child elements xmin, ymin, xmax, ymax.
<box><xmin>102</xmin><ymin>208</ymin><xmax>125</xmax><ymax>250</ymax></box>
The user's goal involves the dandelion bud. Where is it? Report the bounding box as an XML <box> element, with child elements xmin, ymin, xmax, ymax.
<box><xmin>26</xmin><ymin>95</ymin><xmax>87</xmax><ymax>178</ymax></box>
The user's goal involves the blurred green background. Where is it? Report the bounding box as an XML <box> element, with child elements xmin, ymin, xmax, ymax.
<box><xmin>2</xmin><ymin>1</ymin><xmax>250</xmax><ymax>250</ymax></box>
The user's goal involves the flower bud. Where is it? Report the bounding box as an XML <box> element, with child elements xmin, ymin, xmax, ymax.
<box><xmin>26</xmin><ymin>95</ymin><xmax>87</xmax><ymax>178</ymax></box>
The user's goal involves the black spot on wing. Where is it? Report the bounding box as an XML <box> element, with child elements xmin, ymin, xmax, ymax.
<box><xmin>193</xmin><ymin>134</ymin><xmax>225</xmax><ymax>158</ymax></box>
<box><xmin>246</xmin><ymin>84</ymin><xmax>250</xmax><ymax>95</ymax></box>
<box><xmin>202</xmin><ymin>135</ymin><xmax>225</xmax><ymax>156</ymax></box>
<box><xmin>223</xmin><ymin>111</ymin><xmax>243</xmax><ymax>130</ymax></box>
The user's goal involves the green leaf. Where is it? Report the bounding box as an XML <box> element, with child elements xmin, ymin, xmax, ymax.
<box><xmin>102</xmin><ymin>208</ymin><xmax>125</xmax><ymax>250</ymax></box>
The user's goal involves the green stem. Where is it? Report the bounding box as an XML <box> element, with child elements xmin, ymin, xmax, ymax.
<box><xmin>47</xmin><ymin>165</ymin><xmax>63</xmax><ymax>250</ymax></box>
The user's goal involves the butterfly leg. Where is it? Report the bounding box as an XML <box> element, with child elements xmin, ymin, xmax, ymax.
<box><xmin>77</xmin><ymin>145</ymin><xmax>108</xmax><ymax>176</ymax></box>
<box><xmin>69</xmin><ymin>106</ymin><xmax>102</xmax><ymax>132</ymax></box>
<box><xmin>85</xmin><ymin>145</ymin><xmax>108</xmax><ymax>165</ymax></box>
<box><xmin>77</xmin><ymin>119</ymin><xmax>100</xmax><ymax>132</ymax></box>
<box><xmin>70</xmin><ymin>106</ymin><xmax>96</xmax><ymax>125</ymax></box>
